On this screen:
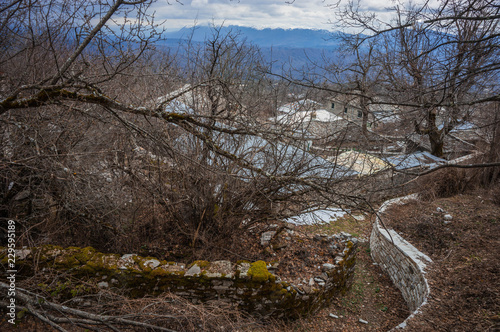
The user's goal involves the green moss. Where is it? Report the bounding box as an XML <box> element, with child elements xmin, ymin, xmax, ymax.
<box><xmin>136</xmin><ymin>256</ymin><xmax>159</xmax><ymax>272</ymax></box>
<box><xmin>150</xmin><ymin>267</ymin><xmax>182</xmax><ymax>277</ymax></box>
<box><xmin>54</xmin><ymin>254</ymin><xmax>79</xmax><ymax>267</ymax></box>
<box><xmin>72</xmin><ymin>247</ymin><xmax>97</xmax><ymax>264</ymax></box>
<box><xmin>38</xmin><ymin>245</ymin><xmax>64</xmax><ymax>260</ymax></box>
<box><xmin>189</xmin><ymin>260</ymin><xmax>210</xmax><ymax>269</ymax></box>
<box><xmin>248</xmin><ymin>261</ymin><xmax>274</xmax><ymax>283</ymax></box>
<box><xmin>0</xmin><ymin>244</ymin><xmax>357</xmax><ymax>319</ymax></box>
<box><xmin>85</xmin><ymin>252</ymin><xmax>120</xmax><ymax>273</ymax></box>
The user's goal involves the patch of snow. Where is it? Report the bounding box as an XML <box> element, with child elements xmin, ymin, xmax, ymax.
<box><xmin>313</xmin><ymin>109</ymin><xmax>343</xmax><ymax>122</ymax></box>
<box><xmin>286</xmin><ymin>208</ymin><xmax>349</xmax><ymax>225</ymax></box>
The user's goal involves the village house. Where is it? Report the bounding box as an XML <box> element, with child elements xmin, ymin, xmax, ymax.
<box><xmin>324</xmin><ymin>94</ymin><xmax>364</xmax><ymax>123</ymax></box>
<box><xmin>324</xmin><ymin>94</ymin><xmax>399</xmax><ymax>129</ymax></box>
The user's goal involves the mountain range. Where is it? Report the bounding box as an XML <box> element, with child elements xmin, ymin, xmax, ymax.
<box><xmin>161</xmin><ymin>26</ymin><xmax>346</xmax><ymax>73</ymax></box>
<box><xmin>163</xmin><ymin>25</ymin><xmax>342</xmax><ymax>49</ymax></box>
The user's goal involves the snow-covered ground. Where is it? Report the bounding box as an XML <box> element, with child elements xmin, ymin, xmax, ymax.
<box><xmin>286</xmin><ymin>208</ymin><xmax>349</xmax><ymax>225</ymax></box>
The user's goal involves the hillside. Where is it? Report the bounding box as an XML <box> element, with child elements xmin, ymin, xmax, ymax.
<box><xmin>385</xmin><ymin>188</ymin><xmax>500</xmax><ymax>331</ymax></box>
<box><xmin>161</xmin><ymin>25</ymin><xmax>348</xmax><ymax>72</ymax></box>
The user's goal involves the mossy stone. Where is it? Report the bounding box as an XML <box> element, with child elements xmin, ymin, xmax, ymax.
<box><xmin>248</xmin><ymin>260</ymin><xmax>274</xmax><ymax>283</ymax></box>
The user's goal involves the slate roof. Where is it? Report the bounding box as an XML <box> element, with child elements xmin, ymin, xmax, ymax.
<box><xmin>385</xmin><ymin>151</ymin><xmax>446</xmax><ymax>170</ymax></box>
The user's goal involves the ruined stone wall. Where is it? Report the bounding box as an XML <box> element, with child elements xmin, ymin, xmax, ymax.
<box><xmin>1</xmin><ymin>234</ymin><xmax>357</xmax><ymax>319</ymax></box>
<box><xmin>370</xmin><ymin>194</ymin><xmax>432</xmax><ymax>329</ymax></box>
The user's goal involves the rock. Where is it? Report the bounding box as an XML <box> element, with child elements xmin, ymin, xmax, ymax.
<box><xmin>205</xmin><ymin>260</ymin><xmax>234</xmax><ymax>278</ymax></box>
<box><xmin>185</xmin><ymin>264</ymin><xmax>201</xmax><ymax>276</ymax></box>
<box><xmin>97</xmin><ymin>281</ymin><xmax>109</xmax><ymax>289</ymax></box>
<box><xmin>322</xmin><ymin>263</ymin><xmax>335</xmax><ymax>271</ymax></box>
<box><xmin>358</xmin><ymin>237</ymin><xmax>368</xmax><ymax>243</ymax></box>
<box><xmin>267</xmin><ymin>262</ymin><xmax>279</xmax><ymax>271</ymax></box>
<box><xmin>261</xmin><ymin>231</ymin><xmax>276</xmax><ymax>246</ymax></box>
<box><xmin>15</xmin><ymin>249</ymin><xmax>31</xmax><ymax>260</ymax></box>
<box><xmin>314</xmin><ymin>277</ymin><xmax>325</xmax><ymax>282</ymax></box>
<box><xmin>118</xmin><ymin>254</ymin><xmax>138</xmax><ymax>270</ymax></box>
<box><xmin>329</xmin><ymin>313</ymin><xmax>339</xmax><ymax>319</ymax></box>
<box><xmin>237</xmin><ymin>262</ymin><xmax>251</xmax><ymax>279</ymax></box>
<box><xmin>444</xmin><ymin>214</ymin><xmax>453</xmax><ymax>221</ymax></box>
<box><xmin>143</xmin><ymin>259</ymin><xmax>161</xmax><ymax>269</ymax></box>
<box><xmin>313</xmin><ymin>234</ymin><xmax>323</xmax><ymax>241</ymax></box>
<box><xmin>359</xmin><ymin>319</ymin><xmax>368</xmax><ymax>324</ymax></box>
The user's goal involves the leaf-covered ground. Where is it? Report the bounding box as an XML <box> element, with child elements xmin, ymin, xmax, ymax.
<box><xmin>6</xmin><ymin>188</ymin><xmax>498</xmax><ymax>331</ymax></box>
<box><xmin>385</xmin><ymin>189</ymin><xmax>500</xmax><ymax>331</ymax></box>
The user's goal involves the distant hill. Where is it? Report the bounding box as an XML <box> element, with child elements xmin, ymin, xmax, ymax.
<box><xmin>163</xmin><ymin>26</ymin><xmax>341</xmax><ymax>49</ymax></box>
<box><xmin>161</xmin><ymin>26</ymin><xmax>346</xmax><ymax>74</ymax></box>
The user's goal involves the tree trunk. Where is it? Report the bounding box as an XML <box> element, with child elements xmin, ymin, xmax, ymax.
<box><xmin>360</xmin><ymin>96</ymin><xmax>369</xmax><ymax>137</ymax></box>
<box><xmin>429</xmin><ymin>133</ymin><xmax>444</xmax><ymax>158</ymax></box>
<box><xmin>483</xmin><ymin>102</ymin><xmax>500</xmax><ymax>185</ymax></box>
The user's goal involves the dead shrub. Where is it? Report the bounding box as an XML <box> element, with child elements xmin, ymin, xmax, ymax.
<box><xmin>418</xmin><ymin>168</ymin><xmax>479</xmax><ymax>200</ymax></box>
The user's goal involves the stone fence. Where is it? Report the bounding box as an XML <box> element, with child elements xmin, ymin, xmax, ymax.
<box><xmin>370</xmin><ymin>194</ymin><xmax>432</xmax><ymax>330</ymax></box>
<box><xmin>1</xmin><ymin>233</ymin><xmax>357</xmax><ymax>319</ymax></box>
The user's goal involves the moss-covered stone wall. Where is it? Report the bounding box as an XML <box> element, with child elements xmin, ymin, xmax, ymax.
<box><xmin>1</xmin><ymin>235</ymin><xmax>357</xmax><ymax>318</ymax></box>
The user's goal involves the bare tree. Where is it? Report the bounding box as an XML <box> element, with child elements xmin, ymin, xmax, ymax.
<box><xmin>1</xmin><ymin>1</ymin><xmax>371</xmax><ymax>253</ymax></box>
<box><xmin>336</xmin><ymin>0</ymin><xmax>500</xmax><ymax>157</ymax></box>
<box><xmin>0</xmin><ymin>2</ymin><xmax>376</xmax><ymax>327</ymax></box>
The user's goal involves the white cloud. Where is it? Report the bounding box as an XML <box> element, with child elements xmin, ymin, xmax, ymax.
<box><xmin>152</xmin><ymin>0</ymin><xmax>426</xmax><ymax>31</ymax></box>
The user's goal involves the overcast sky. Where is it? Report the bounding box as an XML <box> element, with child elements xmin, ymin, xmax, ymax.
<box><xmin>152</xmin><ymin>0</ymin><xmax>397</xmax><ymax>31</ymax></box>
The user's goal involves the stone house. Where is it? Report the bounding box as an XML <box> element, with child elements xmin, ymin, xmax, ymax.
<box><xmin>324</xmin><ymin>95</ymin><xmax>399</xmax><ymax>128</ymax></box>
<box><xmin>324</xmin><ymin>95</ymin><xmax>364</xmax><ymax>123</ymax></box>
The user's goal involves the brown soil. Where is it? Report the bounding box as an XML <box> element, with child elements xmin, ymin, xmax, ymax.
<box><xmin>385</xmin><ymin>189</ymin><xmax>500</xmax><ymax>332</ymax></box>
